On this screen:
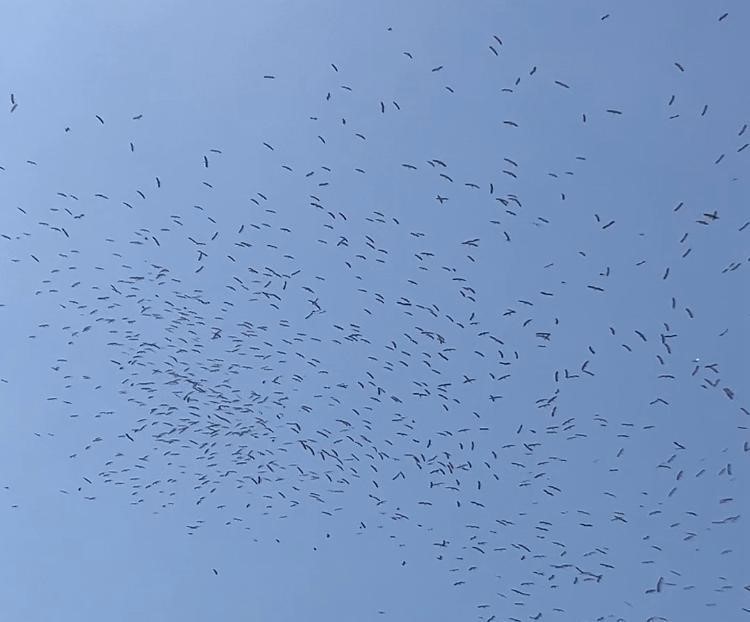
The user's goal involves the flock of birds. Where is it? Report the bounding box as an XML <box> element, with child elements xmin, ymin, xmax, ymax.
<box><xmin>1</xmin><ymin>6</ymin><xmax>748</xmax><ymax>622</ymax></box>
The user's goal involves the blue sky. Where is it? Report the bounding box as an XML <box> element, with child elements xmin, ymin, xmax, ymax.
<box><xmin>1</xmin><ymin>1</ymin><xmax>748</xmax><ymax>621</ymax></box>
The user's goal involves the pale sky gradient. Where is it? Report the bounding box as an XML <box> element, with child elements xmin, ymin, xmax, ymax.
<box><xmin>1</xmin><ymin>2</ymin><xmax>748</xmax><ymax>621</ymax></box>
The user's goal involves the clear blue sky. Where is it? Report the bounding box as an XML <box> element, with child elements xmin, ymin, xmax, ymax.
<box><xmin>1</xmin><ymin>1</ymin><xmax>748</xmax><ymax>621</ymax></box>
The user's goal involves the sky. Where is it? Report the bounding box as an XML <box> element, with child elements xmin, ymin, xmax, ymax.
<box><xmin>0</xmin><ymin>1</ymin><xmax>748</xmax><ymax>621</ymax></box>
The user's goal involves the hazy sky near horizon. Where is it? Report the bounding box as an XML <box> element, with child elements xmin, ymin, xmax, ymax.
<box><xmin>1</xmin><ymin>2</ymin><xmax>748</xmax><ymax>621</ymax></box>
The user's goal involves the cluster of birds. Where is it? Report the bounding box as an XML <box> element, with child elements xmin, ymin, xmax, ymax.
<box><xmin>1</xmin><ymin>7</ymin><xmax>748</xmax><ymax>622</ymax></box>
